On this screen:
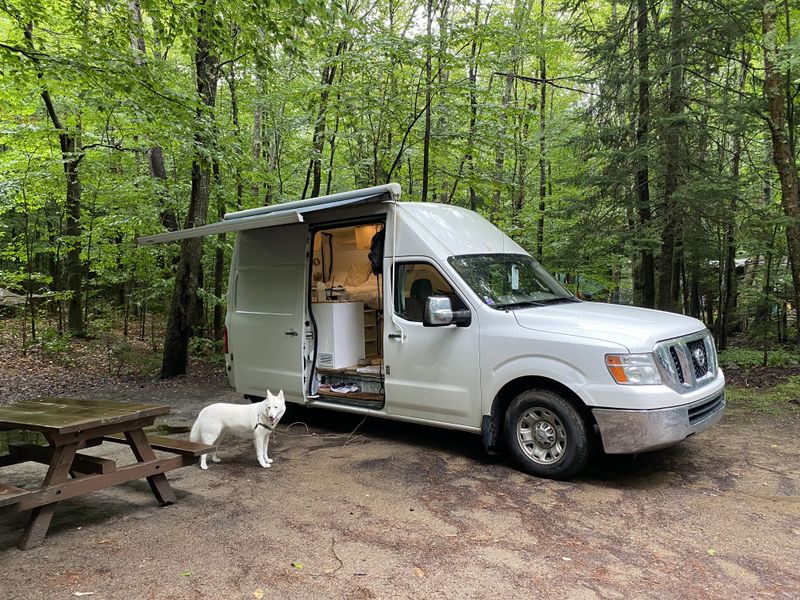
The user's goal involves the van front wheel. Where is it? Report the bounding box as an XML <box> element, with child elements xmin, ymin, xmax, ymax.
<box><xmin>504</xmin><ymin>389</ymin><xmax>590</xmax><ymax>480</ymax></box>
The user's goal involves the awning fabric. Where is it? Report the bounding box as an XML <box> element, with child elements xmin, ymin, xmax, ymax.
<box><xmin>137</xmin><ymin>183</ymin><xmax>400</xmax><ymax>245</ymax></box>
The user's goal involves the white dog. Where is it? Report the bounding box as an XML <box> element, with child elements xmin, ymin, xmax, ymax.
<box><xmin>190</xmin><ymin>390</ymin><xmax>286</xmax><ymax>470</ymax></box>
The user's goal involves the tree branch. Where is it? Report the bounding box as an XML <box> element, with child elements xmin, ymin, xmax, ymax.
<box><xmin>0</xmin><ymin>41</ymin><xmax>47</xmax><ymax>61</ymax></box>
<box><xmin>495</xmin><ymin>72</ymin><xmax>600</xmax><ymax>96</ymax></box>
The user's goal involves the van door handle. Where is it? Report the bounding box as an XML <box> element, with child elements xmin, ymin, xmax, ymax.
<box><xmin>388</xmin><ymin>333</ymin><xmax>403</xmax><ymax>339</ymax></box>
<box><xmin>285</xmin><ymin>330</ymin><xmax>299</xmax><ymax>336</ymax></box>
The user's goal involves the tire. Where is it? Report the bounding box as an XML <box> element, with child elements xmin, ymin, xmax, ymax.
<box><xmin>504</xmin><ymin>389</ymin><xmax>591</xmax><ymax>480</ymax></box>
<box><xmin>244</xmin><ymin>394</ymin><xmax>265</xmax><ymax>403</ymax></box>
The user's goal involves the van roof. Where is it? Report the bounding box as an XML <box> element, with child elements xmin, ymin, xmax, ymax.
<box><xmin>395</xmin><ymin>202</ymin><xmax>527</xmax><ymax>257</ymax></box>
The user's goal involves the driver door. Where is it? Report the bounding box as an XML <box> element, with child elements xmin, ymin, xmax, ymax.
<box><xmin>383</xmin><ymin>261</ymin><xmax>481</xmax><ymax>427</ymax></box>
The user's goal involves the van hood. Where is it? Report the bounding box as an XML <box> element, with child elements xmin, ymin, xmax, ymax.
<box><xmin>512</xmin><ymin>302</ymin><xmax>707</xmax><ymax>352</ymax></box>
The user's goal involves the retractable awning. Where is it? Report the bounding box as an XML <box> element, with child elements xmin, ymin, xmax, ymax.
<box><xmin>136</xmin><ymin>183</ymin><xmax>400</xmax><ymax>246</ymax></box>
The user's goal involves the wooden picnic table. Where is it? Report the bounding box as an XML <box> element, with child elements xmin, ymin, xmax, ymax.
<box><xmin>0</xmin><ymin>398</ymin><xmax>212</xmax><ymax>550</ymax></box>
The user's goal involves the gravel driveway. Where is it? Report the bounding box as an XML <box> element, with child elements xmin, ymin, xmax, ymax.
<box><xmin>1</xmin><ymin>377</ymin><xmax>798</xmax><ymax>599</ymax></box>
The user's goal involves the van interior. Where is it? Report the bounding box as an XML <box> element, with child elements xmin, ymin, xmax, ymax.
<box><xmin>307</xmin><ymin>222</ymin><xmax>386</xmax><ymax>409</ymax></box>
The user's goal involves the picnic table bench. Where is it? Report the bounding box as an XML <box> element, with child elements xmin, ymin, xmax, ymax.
<box><xmin>0</xmin><ymin>398</ymin><xmax>212</xmax><ymax>549</ymax></box>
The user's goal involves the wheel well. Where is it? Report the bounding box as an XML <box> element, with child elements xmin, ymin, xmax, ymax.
<box><xmin>482</xmin><ymin>376</ymin><xmax>597</xmax><ymax>452</ymax></box>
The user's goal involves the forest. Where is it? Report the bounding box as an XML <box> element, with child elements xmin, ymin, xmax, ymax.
<box><xmin>0</xmin><ymin>0</ymin><xmax>799</xmax><ymax>376</ymax></box>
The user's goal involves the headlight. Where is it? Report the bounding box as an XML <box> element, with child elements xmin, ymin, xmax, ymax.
<box><xmin>606</xmin><ymin>353</ymin><xmax>662</xmax><ymax>385</ymax></box>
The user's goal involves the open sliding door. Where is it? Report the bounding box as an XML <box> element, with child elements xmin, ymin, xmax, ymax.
<box><xmin>136</xmin><ymin>184</ymin><xmax>402</xmax><ymax>404</ymax></box>
<box><xmin>227</xmin><ymin>223</ymin><xmax>309</xmax><ymax>403</ymax></box>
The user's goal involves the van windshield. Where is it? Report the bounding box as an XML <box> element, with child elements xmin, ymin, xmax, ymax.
<box><xmin>448</xmin><ymin>254</ymin><xmax>576</xmax><ymax>309</ymax></box>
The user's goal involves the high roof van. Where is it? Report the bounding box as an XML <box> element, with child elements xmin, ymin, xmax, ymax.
<box><xmin>140</xmin><ymin>184</ymin><xmax>725</xmax><ymax>479</ymax></box>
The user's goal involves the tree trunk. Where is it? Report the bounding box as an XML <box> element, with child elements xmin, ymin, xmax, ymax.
<box><xmin>421</xmin><ymin>0</ymin><xmax>434</xmax><ymax>203</ymax></box>
<box><xmin>513</xmin><ymin>96</ymin><xmax>531</xmax><ymax>228</ymax></box>
<box><xmin>251</xmin><ymin>104</ymin><xmax>262</xmax><ymax>200</ymax></box>
<box><xmin>656</xmin><ymin>0</ymin><xmax>685</xmax><ymax>312</ymax></box>
<box><xmin>763</xmin><ymin>0</ymin><xmax>800</xmax><ymax>344</ymax></box>
<box><xmin>24</xmin><ymin>24</ymin><xmax>84</xmax><ymax>336</ymax></box>
<box><xmin>160</xmin><ymin>0</ymin><xmax>218</xmax><ymax>378</ymax></box>
<box><xmin>128</xmin><ymin>0</ymin><xmax>177</xmax><ymax>232</ymax></box>
<box><xmin>720</xmin><ymin>51</ymin><xmax>748</xmax><ymax>350</ymax></box>
<box><xmin>634</xmin><ymin>0</ymin><xmax>655</xmax><ymax>308</ymax></box>
<box><xmin>467</xmin><ymin>3</ymin><xmax>480</xmax><ymax>211</ymax></box>
<box><xmin>536</xmin><ymin>0</ymin><xmax>547</xmax><ymax>261</ymax></box>
<box><xmin>212</xmin><ymin>160</ymin><xmax>225</xmax><ymax>341</ymax></box>
<box><xmin>492</xmin><ymin>73</ymin><xmax>515</xmax><ymax>219</ymax></box>
<box><xmin>308</xmin><ymin>41</ymin><xmax>345</xmax><ymax>199</ymax></box>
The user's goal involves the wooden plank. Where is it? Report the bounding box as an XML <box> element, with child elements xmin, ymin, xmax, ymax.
<box><xmin>45</xmin><ymin>417</ymin><xmax>157</xmax><ymax>446</ymax></box>
<box><xmin>18</xmin><ymin>441</ymin><xmax>79</xmax><ymax>550</ymax></box>
<box><xmin>16</xmin><ymin>455</ymin><xmax>187</xmax><ymax>512</ymax></box>
<box><xmin>0</xmin><ymin>483</ymin><xmax>29</xmax><ymax>508</ymax></box>
<box><xmin>124</xmin><ymin>429</ymin><xmax>176</xmax><ymax>505</ymax></box>
<box><xmin>0</xmin><ymin>399</ymin><xmax>169</xmax><ymax>435</ymax></box>
<box><xmin>8</xmin><ymin>443</ymin><xmax>117</xmax><ymax>474</ymax></box>
<box><xmin>103</xmin><ymin>434</ymin><xmax>214</xmax><ymax>458</ymax></box>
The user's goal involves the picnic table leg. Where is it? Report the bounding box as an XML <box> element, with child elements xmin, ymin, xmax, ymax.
<box><xmin>123</xmin><ymin>429</ymin><xmax>177</xmax><ymax>506</ymax></box>
<box><xmin>19</xmin><ymin>441</ymin><xmax>79</xmax><ymax>550</ymax></box>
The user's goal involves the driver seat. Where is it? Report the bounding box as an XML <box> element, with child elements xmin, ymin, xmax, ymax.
<box><xmin>405</xmin><ymin>278</ymin><xmax>433</xmax><ymax>321</ymax></box>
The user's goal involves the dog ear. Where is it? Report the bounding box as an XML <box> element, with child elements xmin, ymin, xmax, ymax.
<box><xmin>277</xmin><ymin>390</ymin><xmax>285</xmax><ymax>403</ymax></box>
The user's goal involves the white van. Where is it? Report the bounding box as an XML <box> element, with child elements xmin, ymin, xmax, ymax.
<box><xmin>140</xmin><ymin>184</ymin><xmax>725</xmax><ymax>479</ymax></box>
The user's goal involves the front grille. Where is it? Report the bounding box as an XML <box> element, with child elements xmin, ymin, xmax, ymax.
<box><xmin>687</xmin><ymin>339</ymin><xmax>709</xmax><ymax>378</ymax></box>
<box><xmin>689</xmin><ymin>393</ymin><xmax>724</xmax><ymax>424</ymax></box>
<box><xmin>654</xmin><ymin>330</ymin><xmax>718</xmax><ymax>392</ymax></box>
<box><xmin>669</xmin><ymin>347</ymin><xmax>685</xmax><ymax>383</ymax></box>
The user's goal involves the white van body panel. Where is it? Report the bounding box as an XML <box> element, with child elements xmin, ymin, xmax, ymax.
<box><xmin>513</xmin><ymin>302</ymin><xmax>706</xmax><ymax>353</ymax></box>
<box><xmin>477</xmin><ymin>312</ymin><xmax>628</xmax><ymax>415</ymax></box>
<box><xmin>226</xmin><ymin>223</ymin><xmax>308</xmax><ymax>403</ymax></box>
<box><xmin>384</xmin><ymin>315</ymin><xmax>482</xmax><ymax>426</ymax></box>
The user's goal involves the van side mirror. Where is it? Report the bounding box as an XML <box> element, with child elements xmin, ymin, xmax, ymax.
<box><xmin>423</xmin><ymin>296</ymin><xmax>471</xmax><ymax>328</ymax></box>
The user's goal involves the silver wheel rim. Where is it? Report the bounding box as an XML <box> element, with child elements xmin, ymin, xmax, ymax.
<box><xmin>516</xmin><ymin>407</ymin><xmax>567</xmax><ymax>465</ymax></box>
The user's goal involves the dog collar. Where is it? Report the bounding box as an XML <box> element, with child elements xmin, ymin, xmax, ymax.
<box><xmin>254</xmin><ymin>421</ymin><xmax>276</xmax><ymax>431</ymax></box>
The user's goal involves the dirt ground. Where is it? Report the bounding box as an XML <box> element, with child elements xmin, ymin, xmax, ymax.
<box><xmin>1</xmin><ymin>372</ymin><xmax>799</xmax><ymax>600</ymax></box>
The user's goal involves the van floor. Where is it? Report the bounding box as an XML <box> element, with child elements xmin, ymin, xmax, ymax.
<box><xmin>316</xmin><ymin>365</ymin><xmax>385</xmax><ymax>410</ymax></box>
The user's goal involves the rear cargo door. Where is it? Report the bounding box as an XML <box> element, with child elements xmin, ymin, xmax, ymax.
<box><xmin>228</xmin><ymin>223</ymin><xmax>309</xmax><ymax>403</ymax></box>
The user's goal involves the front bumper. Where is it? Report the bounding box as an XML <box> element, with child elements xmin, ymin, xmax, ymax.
<box><xmin>592</xmin><ymin>390</ymin><xmax>725</xmax><ymax>454</ymax></box>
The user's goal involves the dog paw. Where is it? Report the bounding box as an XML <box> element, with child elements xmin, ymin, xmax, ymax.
<box><xmin>200</xmin><ymin>464</ymin><xmax>208</xmax><ymax>470</ymax></box>
<box><xmin>260</xmin><ymin>462</ymin><xmax>271</xmax><ymax>468</ymax></box>
<box><xmin>266</xmin><ymin>458</ymin><xmax>274</xmax><ymax>464</ymax></box>
<box><xmin>212</xmin><ymin>456</ymin><xmax>221</xmax><ymax>463</ymax></box>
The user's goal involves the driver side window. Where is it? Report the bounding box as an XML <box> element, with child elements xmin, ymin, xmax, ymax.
<box><xmin>394</xmin><ymin>263</ymin><xmax>466</xmax><ymax>322</ymax></box>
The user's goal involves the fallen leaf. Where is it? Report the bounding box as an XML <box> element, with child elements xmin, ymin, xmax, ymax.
<box><xmin>561</xmin><ymin>557</ymin><xmax>572</xmax><ymax>561</ymax></box>
<box><xmin>253</xmin><ymin>589</ymin><xmax>264</xmax><ymax>599</ymax></box>
<box><xmin>180</xmin><ymin>571</ymin><xmax>191</xmax><ymax>577</ymax></box>
<box><xmin>707</xmin><ymin>549</ymin><xmax>717</xmax><ymax>556</ymax></box>
<box><xmin>291</xmin><ymin>562</ymin><xmax>303</xmax><ymax>571</ymax></box>
<box><xmin>414</xmin><ymin>567</ymin><xmax>425</xmax><ymax>578</ymax></box>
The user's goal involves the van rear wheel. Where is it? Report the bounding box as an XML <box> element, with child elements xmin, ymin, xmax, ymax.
<box><xmin>504</xmin><ymin>389</ymin><xmax>590</xmax><ymax>480</ymax></box>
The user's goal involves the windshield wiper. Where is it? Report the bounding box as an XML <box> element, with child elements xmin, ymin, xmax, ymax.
<box><xmin>538</xmin><ymin>297</ymin><xmax>581</xmax><ymax>305</ymax></box>
<box><xmin>493</xmin><ymin>300</ymin><xmax>545</xmax><ymax>310</ymax></box>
